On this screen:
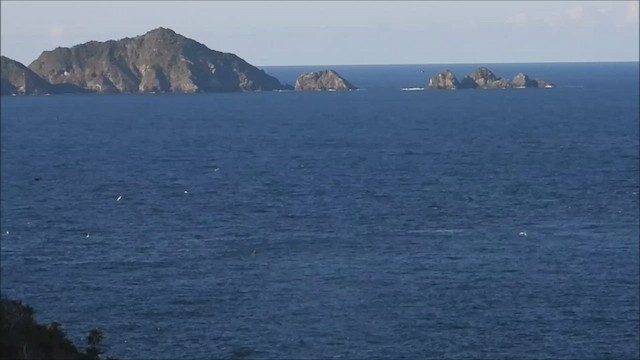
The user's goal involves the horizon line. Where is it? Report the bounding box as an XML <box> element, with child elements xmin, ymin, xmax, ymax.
<box><xmin>2</xmin><ymin>51</ymin><xmax>637</xmax><ymax>69</ymax></box>
<box><xmin>258</xmin><ymin>60</ymin><xmax>640</xmax><ymax>68</ymax></box>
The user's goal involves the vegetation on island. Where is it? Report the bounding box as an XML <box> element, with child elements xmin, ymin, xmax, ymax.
<box><xmin>0</xmin><ymin>297</ymin><xmax>118</xmax><ymax>360</ymax></box>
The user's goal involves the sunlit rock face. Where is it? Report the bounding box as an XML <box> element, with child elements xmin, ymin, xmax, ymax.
<box><xmin>28</xmin><ymin>27</ymin><xmax>287</xmax><ymax>93</ymax></box>
<box><xmin>294</xmin><ymin>70</ymin><xmax>357</xmax><ymax>91</ymax></box>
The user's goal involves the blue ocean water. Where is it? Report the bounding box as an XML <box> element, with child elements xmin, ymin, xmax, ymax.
<box><xmin>1</xmin><ymin>63</ymin><xmax>639</xmax><ymax>359</ymax></box>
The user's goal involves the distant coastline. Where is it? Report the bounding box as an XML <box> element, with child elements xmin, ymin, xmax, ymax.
<box><xmin>1</xmin><ymin>25</ymin><xmax>636</xmax><ymax>96</ymax></box>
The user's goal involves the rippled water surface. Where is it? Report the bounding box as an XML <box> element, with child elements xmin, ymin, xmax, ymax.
<box><xmin>2</xmin><ymin>63</ymin><xmax>639</xmax><ymax>359</ymax></box>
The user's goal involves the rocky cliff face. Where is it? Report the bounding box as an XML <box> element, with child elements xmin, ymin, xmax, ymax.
<box><xmin>28</xmin><ymin>27</ymin><xmax>286</xmax><ymax>93</ymax></box>
<box><xmin>1</xmin><ymin>56</ymin><xmax>50</xmax><ymax>95</ymax></box>
<box><xmin>1</xmin><ymin>56</ymin><xmax>85</xmax><ymax>95</ymax></box>
<box><xmin>470</xmin><ymin>67</ymin><xmax>498</xmax><ymax>87</ymax></box>
<box><xmin>427</xmin><ymin>70</ymin><xmax>459</xmax><ymax>89</ymax></box>
<box><xmin>294</xmin><ymin>70</ymin><xmax>356</xmax><ymax>91</ymax></box>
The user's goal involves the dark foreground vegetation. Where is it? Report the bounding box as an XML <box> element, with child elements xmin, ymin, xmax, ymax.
<box><xmin>1</xmin><ymin>297</ymin><xmax>118</xmax><ymax>360</ymax></box>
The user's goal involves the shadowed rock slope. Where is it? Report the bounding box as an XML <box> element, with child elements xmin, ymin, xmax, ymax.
<box><xmin>1</xmin><ymin>56</ymin><xmax>85</xmax><ymax>95</ymax></box>
<box><xmin>1</xmin><ymin>56</ymin><xmax>52</xmax><ymax>95</ymax></box>
<box><xmin>28</xmin><ymin>27</ymin><xmax>286</xmax><ymax>93</ymax></box>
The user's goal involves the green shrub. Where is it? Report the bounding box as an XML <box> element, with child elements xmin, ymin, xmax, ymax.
<box><xmin>0</xmin><ymin>297</ymin><xmax>118</xmax><ymax>360</ymax></box>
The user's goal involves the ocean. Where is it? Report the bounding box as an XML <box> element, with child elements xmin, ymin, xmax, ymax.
<box><xmin>1</xmin><ymin>62</ymin><xmax>638</xmax><ymax>359</ymax></box>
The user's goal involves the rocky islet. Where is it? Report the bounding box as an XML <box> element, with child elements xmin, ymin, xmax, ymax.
<box><xmin>427</xmin><ymin>66</ymin><xmax>553</xmax><ymax>90</ymax></box>
<box><xmin>293</xmin><ymin>69</ymin><xmax>357</xmax><ymax>91</ymax></box>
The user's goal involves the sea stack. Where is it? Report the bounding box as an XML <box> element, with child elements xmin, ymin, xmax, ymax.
<box><xmin>294</xmin><ymin>69</ymin><xmax>357</xmax><ymax>91</ymax></box>
<box><xmin>512</xmin><ymin>73</ymin><xmax>538</xmax><ymax>88</ymax></box>
<box><xmin>427</xmin><ymin>70</ymin><xmax>459</xmax><ymax>90</ymax></box>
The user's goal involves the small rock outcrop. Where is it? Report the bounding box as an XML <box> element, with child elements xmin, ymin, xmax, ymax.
<box><xmin>426</xmin><ymin>67</ymin><xmax>553</xmax><ymax>90</ymax></box>
<box><xmin>512</xmin><ymin>73</ymin><xmax>554</xmax><ymax>88</ymax></box>
<box><xmin>427</xmin><ymin>70</ymin><xmax>459</xmax><ymax>90</ymax></box>
<box><xmin>512</xmin><ymin>72</ymin><xmax>537</xmax><ymax>88</ymax></box>
<box><xmin>294</xmin><ymin>70</ymin><xmax>356</xmax><ymax>91</ymax></box>
<box><xmin>27</xmin><ymin>27</ymin><xmax>287</xmax><ymax>93</ymax></box>
<box><xmin>534</xmin><ymin>79</ymin><xmax>554</xmax><ymax>88</ymax></box>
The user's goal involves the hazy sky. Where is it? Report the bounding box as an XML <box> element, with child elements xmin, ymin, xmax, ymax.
<box><xmin>1</xmin><ymin>1</ymin><xmax>638</xmax><ymax>66</ymax></box>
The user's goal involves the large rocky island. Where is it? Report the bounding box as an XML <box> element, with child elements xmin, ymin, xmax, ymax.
<box><xmin>294</xmin><ymin>70</ymin><xmax>357</xmax><ymax>91</ymax></box>
<box><xmin>427</xmin><ymin>67</ymin><xmax>553</xmax><ymax>90</ymax></box>
<box><xmin>2</xmin><ymin>27</ymin><xmax>289</xmax><ymax>95</ymax></box>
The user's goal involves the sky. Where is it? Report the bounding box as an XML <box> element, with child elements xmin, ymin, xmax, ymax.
<box><xmin>1</xmin><ymin>1</ymin><xmax>638</xmax><ymax>66</ymax></box>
